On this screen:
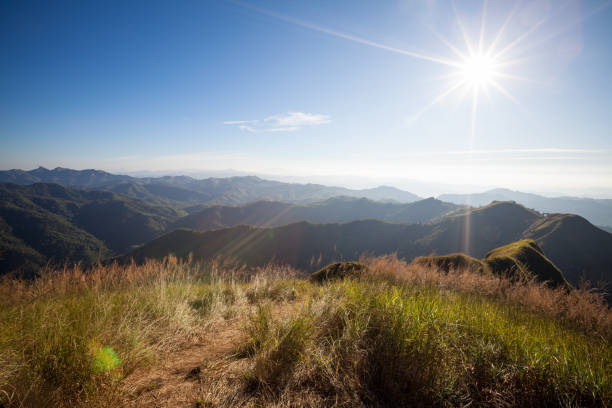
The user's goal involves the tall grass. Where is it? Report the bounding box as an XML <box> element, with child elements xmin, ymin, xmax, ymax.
<box><xmin>237</xmin><ymin>278</ymin><xmax>611</xmax><ymax>407</ymax></box>
<box><xmin>0</xmin><ymin>256</ymin><xmax>239</xmax><ymax>407</ymax></box>
<box><xmin>365</xmin><ymin>254</ymin><xmax>612</xmax><ymax>337</ymax></box>
<box><xmin>1</xmin><ymin>255</ymin><xmax>610</xmax><ymax>407</ymax></box>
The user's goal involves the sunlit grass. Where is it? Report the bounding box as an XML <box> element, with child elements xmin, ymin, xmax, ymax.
<box><xmin>0</xmin><ymin>256</ymin><xmax>610</xmax><ymax>407</ymax></box>
<box><xmin>240</xmin><ymin>279</ymin><xmax>611</xmax><ymax>407</ymax></box>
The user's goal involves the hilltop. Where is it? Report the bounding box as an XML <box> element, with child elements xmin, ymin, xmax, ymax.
<box><xmin>415</xmin><ymin>239</ymin><xmax>568</xmax><ymax>287</ymax></box>
<box><xmin>120</xmin><ymin>201</ymin><xmax>612</xmax><ymax>287</ymax></box>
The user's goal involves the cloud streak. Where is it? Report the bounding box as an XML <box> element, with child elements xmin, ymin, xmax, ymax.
<box><xmin>224</xmin><ymin>111</ymin><xmax>330</xmax><ymax>133</ymax></box>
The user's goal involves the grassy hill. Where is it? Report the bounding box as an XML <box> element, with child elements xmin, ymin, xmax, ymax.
<box><xmin>415</xmin><ymin>239</ymin><xmax>568</xmax><ymax>287</ymax></box>
<box><xmin>121</xmin><ymin>201</ymin><xmax>612</xmax><ymax>287</ymax></box>
<box><xmin>0</xmin><ymin>182</ymin><xmax>186</xmax><ymax>276</ymax></box>
<box><xmin>0</xmin><ymin>257</ymin><xmax>609</xmax><ymax>407</ymax></box>
<box><xmin>170</xmin><ymin>196</ymin><xmax>460</xmax><ymax>231</ymax></box>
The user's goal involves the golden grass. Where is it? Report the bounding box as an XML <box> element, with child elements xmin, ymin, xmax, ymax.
<box><xmin>364</xmin><ymin>254</ymin><xmax>612</xmax><ymax>336</ymax></box>
<box><xmin>0</xmin><ymin>255</ymin><xmax>610</xmax><ymax>407</ymax></box>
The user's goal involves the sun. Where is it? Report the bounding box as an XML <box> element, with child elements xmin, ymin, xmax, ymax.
<box><xmin>459</xmin><ymin>54</ymin><xmax>498</xmax><ymax>88</ymax></box>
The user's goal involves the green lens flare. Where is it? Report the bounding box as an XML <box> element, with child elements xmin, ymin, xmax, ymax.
<box><xmin>92</xmin><ymin>346</ymin><xmax>121</xmax><ymax>372</ymax></box>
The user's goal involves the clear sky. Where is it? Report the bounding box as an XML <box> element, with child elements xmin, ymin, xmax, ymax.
<box><xmin>1</xmin><ymin>0</ymin><xmax>612</xmax><ymax>196</ymax></box>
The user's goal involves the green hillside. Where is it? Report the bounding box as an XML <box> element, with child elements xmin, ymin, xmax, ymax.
<box><xmin>121</xmin><ymin>201</ymin><xmax>612</xmax><ymax>287</ymax></box>
<box><xmin>0</xmin><ymin>183</ymin><xmax>186</xmax><ymax>276</ymax></box>
<box><xmin>415</xmin><ymin>239</ymin><xmax>568</xmax><ymax>287</ymax></box>
<box><xmin>484</xmin><ymin>239</ymin><xmax>567</xmax><ymax>286</ymax></box>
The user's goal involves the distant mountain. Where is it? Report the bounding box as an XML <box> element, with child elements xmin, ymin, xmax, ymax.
<box><xmin>170</xmin><ymin>197</ymin><xmax>461</xmax><ymax>231</ymax></box>
<box><xmin>0</xmin><ymin>167</ymin><xmax>133</xmax><ymax>188</ymax></box>
<box><xmin>439</xmin><ymin>188</ymin><xmax>612</xmax><ymax>229</ymax></box>
<box><xmin>0</xmin><ymin>183</ymin><xmax>185</xmax><ymax>276</ymax></box>
<box><xmin>120</xmin><ymin>201</ymin><xmax>612</xmax><ymax>288</ymax></box>
<box><xmin>0</xmin><ymin>167</ymin><xmax>421</xmax><ymax>206</ymax></box>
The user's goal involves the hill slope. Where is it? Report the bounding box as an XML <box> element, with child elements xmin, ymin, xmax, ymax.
<box><xmin>0</xmin><ymin>183</ymin><xmax>185</xmax><ymax>276</ymax></box>
<box><xmin>484</xmin><ymin>239</ymin><xmax>567</xmax><ymax>286</ymax></box>
<box><xmin>121</xmin><ymin>201</ymin><xmax>612</xmax><ymax>287</ymax></box>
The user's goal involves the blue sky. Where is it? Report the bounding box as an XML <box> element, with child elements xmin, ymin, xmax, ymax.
<box><xmin>1</xmin><ymin>0</ymin><xmax>612</xmax><ymax>196</ymax></box>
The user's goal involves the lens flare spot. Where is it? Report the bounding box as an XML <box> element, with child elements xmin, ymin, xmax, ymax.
<box><xmin>92</xmin><ymin>345</ymin><xmax>121</xmax><ymax>372</ymax></box>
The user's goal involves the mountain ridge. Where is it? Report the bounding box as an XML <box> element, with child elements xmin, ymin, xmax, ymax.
<box><xmin>0</xmin><ymin>167</ymin><xmax>422</xmax><ymax>206</ymax></box>
<box><xmin>119</xmin><ymin>201</ymin><xmax>612</xmax><ymax>288</ymax></box>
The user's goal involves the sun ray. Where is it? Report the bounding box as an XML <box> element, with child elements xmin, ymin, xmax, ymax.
<box><xmin>470</xmin><ymin>86</ymin><xmax>480</xmax><ymax>146</ymax></box>
<box><xmin>407</xmin><ymin>80</ymin><xmax>466</xmax><ymax>123</ymax></box>
<box><xmin>232</xmin><ymin>0</ymin><xmax>462</xmax><ymax>68</ymax></box>
<box><xmin>478</xmin><ymin>0</ymin><xmax>489</xmax><ymax>55</ymax></box>
<box><xmin>492</xmin><ymin>72</ymin><xmax>541</xmax><ymax>85</ymax></box>
<box><xmin>506</xmin><ymin>0</ymin><xmax>612</xmax><ymax>59</ymax></box>
<box><xmin>485</xmin><ymin>0</ymin><xmax>520</xmax><ymax>57</ymax></box>
<box><xmin>237</xmin><ymin>0</ymin><xmax>544</xmax><ymax>152</ymax></box>
<box><xmin>488</xmin><ymin>79</ymin><xmax>521</xmax><ymax>106</ymax></box>
<box><xmin>429</xmin><ymin>27</ymin><xmax>468</xmax><ymax>60</ymax></box>
<box><xmin>491</xmin><ymin>0</ymin><xmax>576</xmax><ymax>61</ymax></box>
<box><xmin>452</xmin><ymin>0</ymin><xmax>476</xmax><ymax>56</ymax></box>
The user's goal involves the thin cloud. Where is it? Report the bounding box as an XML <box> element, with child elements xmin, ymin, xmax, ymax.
<box><xmin>224</xmin><ymin>111</ymin><xmax>331</xmax><ymax>132</ymax></box>
<box><xmin>393</xmin><ymin>148</ymin><xmax>608</xmax><ymax>158</ymax></box>
<box><xmin>223</xmin><ymin>120</ymin><xmax>257</xmax><ymax>125</ymax></box>
<box><xmin>264</xmin><ymin>111</ymin><xmax>331</xmax><ymax>127</ymax></box>
<box><xmin>238</xmin><ymin>125</ymin><xmax>257</xmax><ymax>132</ymax></box>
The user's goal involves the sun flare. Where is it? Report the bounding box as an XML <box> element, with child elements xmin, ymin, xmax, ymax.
<box><xmin>459</xmin><ymin>54</ymin><xmax>498</xmax><ymax>88</ymax></box>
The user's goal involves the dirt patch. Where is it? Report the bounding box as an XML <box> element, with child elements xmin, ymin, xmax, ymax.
<box><xmin>121</xmin><ymin>303</ymin><xmax>296</xmax><ymax>407</ymax></box>
<box><xmin>121</xmin><ymin>318</ymin><xmax>242</xmax><ymax>407</ymax></box>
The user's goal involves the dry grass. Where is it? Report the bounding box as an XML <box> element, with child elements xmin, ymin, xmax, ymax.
<box><xmin>226</xmin><ymin>275</ymin><xmax>611</xmax><ymax>407</ymax></box>
<box><xmin>0</xmin><ymin>256</ymin><xmax>243</xmax><ymax>407</ymax></box>
<box><xmin>364</xmin><ymin>254</ymin><xmax>612</xmax><ymax>337</ymax></box>
<box><xmin>0</xmin><ymin>255</ymin><xmax>610</xmax><ymax>407</ymax></box>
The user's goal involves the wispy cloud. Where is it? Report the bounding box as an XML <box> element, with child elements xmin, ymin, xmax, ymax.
<box><xmin>223</xmin><ymin>120</ymin><xmax>257</xmax><ymax>125</ymax></box>
<box><xmin>224</xmin><ymin>111</ymin><xmax>330</xmax><ymax>133</ymax></box>
<box><xmin>264</xmin><ymin>112</ymin><xmax>330</xmax><ymax>127</ymax></box>
<box><xmin>393</xmin><ymin>148</ymin><xmax>608</xmax><ymax>157</ymax></box>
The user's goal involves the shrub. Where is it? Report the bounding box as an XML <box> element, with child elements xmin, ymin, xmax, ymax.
<box><xmin>309</xmin><ymin>262</ymin><xmax>368</xmax><ymax>283</ymax></box>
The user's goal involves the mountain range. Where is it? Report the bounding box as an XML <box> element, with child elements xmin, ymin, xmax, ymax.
<box><xmin>2</xmin><ymin>168</ymin><xmax>610</xmax><ymax>230</ymax></box>
<box><xmin>1</xmin><ymin>167</ymin><xmax>611</xmax><ymax>289</ymax></box>
<box><xmin>0</xmin><ymin>167</ymin><xmax>421</xmax><ymax>206</ymax></box>
<box><xmin>120</xmin><ymin>201</ymin><xmax>612</xmax><ymax>288</ymax></box>
<box><xmin>170</xmin><ymin>196</ymin><xmax>461</xmax><ymax>230</ymax></box>
<box><xmin>0</xmin><ymin>183</ymin><xmax>453</xmax><ymax>277</ymax></box>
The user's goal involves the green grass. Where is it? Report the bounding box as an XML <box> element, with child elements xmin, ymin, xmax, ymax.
<box><xmin>0</xmin><ymin>258</ymin><xmax>240</xmax><ymax>407</ymax></box>
<box><xmin>484</xmin><ymin>239</ymin><xmax>568</xmax><ymax>286</ymax></box>
<box><xmin>413</xmin><ymin>253</ymin><xmax>485</xmax><ymax>273</ymax></box>
<box><xmin>0</xmin><ymin>257</ymin><xmax>610</xmax><ymax>407</ymax></box>
<box><xmin>414</xmin><ymin>239</ymin><xmax>568</xmax><ymax>287</ymax></box>
<box><xmin>241</xmin><ymin>279</ymin><xmax>611</xmax><ymax>407</ymax></box>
